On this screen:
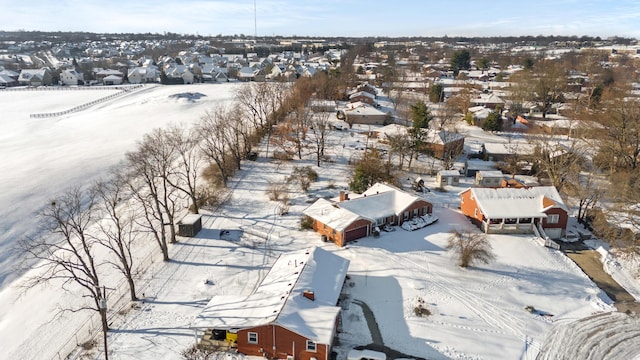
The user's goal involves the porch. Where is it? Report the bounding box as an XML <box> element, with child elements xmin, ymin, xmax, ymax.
<box><xmin>481</xmin><ymin>216</ymin><xmax>543</xmax><ymax>235</ymax></box>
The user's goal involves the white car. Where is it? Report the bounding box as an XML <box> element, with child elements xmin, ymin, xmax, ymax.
<box><xmin>401</xmin><ymin>214</ymin><xmax>439</xmax><ymax>231</ymax></box>
<box><xmin>347</xmin><ymin>349</ymin><xmax>387</xmax><ymax>360</ymax></box>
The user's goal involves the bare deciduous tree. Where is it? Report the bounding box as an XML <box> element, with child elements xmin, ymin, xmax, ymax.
<box><xmin>19</xmin><ymin>187</ymin><xmax>111</xmax><ymax>359</ymax></box>
<box><xmin>94</xmin><ymin>172</ymin><xmax>139</xmax><ymax>301</ymax></box>
<box><xmin>164</xmin><ymin>123</ymin><xmax>203</xmax><ymax>214</ymax></box>
<box><xmin>309</xmin><ymin>110</ymin><xmax>331</xmax><ymax>167</ymax></box>
<box><xmin>199</xmin><ymin>106</ymin><xmax>238</xmax><ymax>186</ymax></box>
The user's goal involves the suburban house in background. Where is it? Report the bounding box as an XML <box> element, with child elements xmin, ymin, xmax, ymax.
<box><xmin>303</xmin><ymin>183</ymin><xmax>433</xmax><ymax>246</ymax></box>
<box><xmin>59</xmin><ymin>69</ymin><xmax>84</xmax><ymax>85</ymax></box>
<box><xmin>18</xmin><ymin>68</ymin><xmax>53</xmax><ymax>86</ymax></box>
<box><xmin>348</xmin><ymin>90</ymin><xmax>376</xmax><ymax>106</ymax></box>
<box><xmin>192</xmin><ymin>247</ymin><xmax>349</xmax><ymax>360</ymax></box>
<box><xmin>341</xmin><ymin>102</ymin><xmax>388</xmax><ymax>126</ymax></box>
<box><xmin>375</xmin><ymin>126</ymin><xmax>465</xmax><ymax>161</ymax></box>
<box><xmin>424</xmin><ymin>130</ymin><xmax>465</xmax><ymax>160</ymax></box>
<box><xmin>459</xmin><ymin>186</ymin><xmax>568</xmax><ymax>239</ymax></box>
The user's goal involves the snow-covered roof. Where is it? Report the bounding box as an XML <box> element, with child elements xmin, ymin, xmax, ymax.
<box><xmin>465</xmin><ymin>186</ymin><xmax>566</xmax><ymax>219</ymax></box>
<box><xmin>477</xmin><ymin>170</ymin><xmax>505</xmax><ymax>178</ymax></box>
<box><xmin>340</xmin><ymin>183</ymin><xmax>425</xmax><ymax>221</ymax></box>
<box><xmin>303</xmin><ymin>198</ymin><xmax>362</xmax><ymax>232</ymax></box>
<box><xmin>349</xmin><ymin>91</ymin><xmax>375</xmax><ymax>100</ymax></box>
<box><xmin>426</xmin><ymin>130</ymin><xmax>465</xmax><ymax>145</ymax></box>
<box><xmin>472</xmin><ymin>93</ymin><xmax>505</xmax><ymax>105</ymax></box>
<box><xmin>483</xmin><ymin>142</ymin><xmax>535</xmax><ymax>156</ymax></box>
<box><xmin>344</xmin><ymin>104</ymin><xmax>386</xmax><ymax>116</ymax></box>
<box><xmin>439</xmin><ymin>169</ymin><xmax>461</xmax><ymax>177</ymax></box>
<box><xmin>192</xmin><ymin>247</ymin><xmax>349</xmax><ymax>345</ymax></box>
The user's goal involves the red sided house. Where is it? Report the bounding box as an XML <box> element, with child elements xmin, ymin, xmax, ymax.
<box><xmin>191</xmin><ymin>247</ymin><xmax>349</xmax><ymax>360</ymax></box>
<box><xmin>303</xmin><ymin>183</ymin><xmax>433</xmax><ymax>246</ymax></box>
<box><xmin>459</xmin><ymin>186</ymin><xmax>568</xmax><ymax>239</ymax></box>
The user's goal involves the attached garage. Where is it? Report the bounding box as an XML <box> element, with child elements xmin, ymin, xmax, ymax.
<box><xmin>344</xmin><ymin>225</ymin><xmax>368</xmax><ymax>242</ymax></box>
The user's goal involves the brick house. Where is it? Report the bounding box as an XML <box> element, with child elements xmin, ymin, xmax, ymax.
<box><xmin>303</xmin><ymin>183</ymin><xmax>433</xmax><ymax>246</ymax></box>
<box><xmin>459</xmin><ymin>186</ymin><xmax>568</xmax><ymax>239</ymax></box>
<box><xmin>192</xmin><ymin>247</ymin><xmax>349</xmax><ymax>360</ymax></box>
<box><xmin>425</xmin><ymin>130</ymin><xmax>465</xmax><ymax>160</ymax></box>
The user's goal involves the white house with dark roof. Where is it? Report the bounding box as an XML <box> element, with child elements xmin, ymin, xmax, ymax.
<box><xmin>192</xmin><ymin>247</ymin><xmax>349</xmax><ymax>360</ymax></box>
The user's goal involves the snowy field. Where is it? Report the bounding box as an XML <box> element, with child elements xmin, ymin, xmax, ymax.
<box><xmin>0</xmin><ymin>83</ymin><xmax>244</xmax><ymax>288</ymax></box>
<box><xmin>0</xmin><ymin>85</ymin><xmax>637</xmax><ymax>360</ymax></box>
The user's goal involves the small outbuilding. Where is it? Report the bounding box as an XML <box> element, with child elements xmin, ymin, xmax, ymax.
<box><xmin>178</xmin><ymin>214</ymin><xmax>202</xmax><ymax>237</ymax></box>
<box><xmin>437</xmin><ymin>169</ymin><xmax>461</xmax><ymax>186</ymax></box>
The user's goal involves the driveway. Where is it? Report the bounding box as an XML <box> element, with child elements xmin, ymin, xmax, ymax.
<box><xmin>558</xmin><ymin>240</ymin><xmax>640</xmax><ymax>313</ymax></box>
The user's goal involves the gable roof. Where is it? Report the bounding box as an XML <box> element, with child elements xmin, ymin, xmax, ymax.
<box><xmin>303</xmin><ymin>198</ymin><xmax>362</xmax><ymax>232</ymax></box>
<box><xmin>305</xmin><ymin>183</ymin><xmax>429</xmax><ymax>227</ymax></box>
<box><xmin>192</xmin><ymin>247</ymin><xmax>349</xmax><ymax>345</ymax></box>
<box><xmin>462</xmin><ymin>186</ymin><xmax>567</xmax><ymax>219</ymax></box>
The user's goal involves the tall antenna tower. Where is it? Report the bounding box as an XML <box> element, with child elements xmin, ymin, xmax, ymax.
<box><xmin>254</xmin><ymin>0</ymin><xmax>257</xmax><ymax>39</ymax></box>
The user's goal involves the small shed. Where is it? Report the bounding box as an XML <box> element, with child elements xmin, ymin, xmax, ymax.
<box><xmin>475</xmin><ymin>170</ymin><xmax>505</xmax><ymax>187</ymax></box>
<box><xmin>178</xmin><ymin>214</ymin><xmax>202</xmax><ymax>237</ymax></box>
<box><xmin>437</xmin><ymin>169</ymin><xmax>461</xmax><ymax>186</ymax></box>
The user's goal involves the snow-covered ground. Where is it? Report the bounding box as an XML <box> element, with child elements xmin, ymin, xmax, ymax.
<box><xmin>0</xmin><ymin>83</ymin><xmax>243</xmax><ymax>288</ymax></box>
<box><xmin>0</xmin><ymin>86</ymin><xmax>638</xmax><ymax>360</ymax></box>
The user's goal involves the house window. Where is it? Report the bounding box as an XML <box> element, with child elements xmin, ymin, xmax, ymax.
<box><xmin>248</xmin><ymin>332</ymin><xmax>258</xmax><ymax>344</ymax></box>
<box><xmin>377</xmin><ymin>217</ymin><xmax>385</xmax><ymax>226</ymax></box>
<box><xmin>413</xmin><ymin>209</ymin><xmax>419</xmax><ymax>217</ymax></box>
<box><xmin>403</xmin><ymin>211</ymin><xmax>409</xmax><ymax>220</ymax></box>
<box><xmin>547</xmin><ymin>214</ymin><xmax>560</xmax><ymax>224</ymax></box>
<box><xmin>474</xmin><ymin>208</ymin><xmax>478</xmax><ymax>217</ymax></box>
<box><xmin>306</xmin><ymin>340</ymin><xmax>317</xmax><ymax>352</ymax></box>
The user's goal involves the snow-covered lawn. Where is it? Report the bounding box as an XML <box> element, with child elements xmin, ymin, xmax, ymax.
<box><xmin>0</xmin><ymin>84</ymin><xmax>244</xmax><ymax>288</ymax></box>
<box><xmin>0</xmin><ymin>85</ymin><xmax>635</xmax><ymax>360</ymax></box>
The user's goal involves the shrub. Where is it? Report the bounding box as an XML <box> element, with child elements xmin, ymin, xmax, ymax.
<box><xmin>287</xmin><ymin>166</ymin><xmax>319</xmax><ymax>192</ymax></box>
<box><xmin>414</xmin><ymin>297</ymin><xmax>431</xmax><ymax>317</ymax></box>
<box><xmin>300</xmin><ymin>215</ymin><xmax>314</xmax><ymax>230</ymax></box>
<box><xmin>446</xmin><ymin>230</ymin><xmax>495</xmax><ymax>268</ymax></box>
<box><xmin>266</xmin><ymin>179</ymin><xmax>288</xmax><ymax>201</ymax></box>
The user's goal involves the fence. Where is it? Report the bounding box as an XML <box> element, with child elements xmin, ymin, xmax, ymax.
<box><xmin>30</xmin><ymin>85</ymin><xmax>144</xmax><ymax>118</ymax></box>
<box><xmin>52</xmin><ymin>243</ymin><xmax>161</xmax><ymax>360</ymax></box>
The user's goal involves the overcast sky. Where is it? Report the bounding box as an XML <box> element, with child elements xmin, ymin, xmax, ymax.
<box><xmin>2</xmin><ymin>0</ymin><xmax>639</xmax><ymax>38</ymax></box>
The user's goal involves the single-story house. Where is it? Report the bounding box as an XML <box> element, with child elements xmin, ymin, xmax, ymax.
<box><xmin>348</xmin><ymin>91</ymin><xmax>376</xmax><ymax>106</ymax></box>
<box><xmin>424</xmin><ymin>130</ymin><xmax>465</xmax><ymax>160</ymax></box>
<box><xmin>459</xmin><ymin>186</ymin><xmax>568</xmax><ymax>239</ymax></box>
<box><xmin>482</xmin><ymin>142</ymin><xmax>535</xmax><ymax>162</ymax></box>
<box><xmin>309</xmin><ymin>99</ymin><xmax>337</xmax><ymax>113</ymax></box>
<box><xmin>471</xmin><ymin>93</ymin><xmax>505</xmax><ymax>109</ymax></box>
<box><xmin>437</xmin><ymin>169</ymin><xmax>461</xmax><ymax>186</ymax></box>
<box><xmin>102</xmin><ymin>74</ymin><xmax>123</xmax><ymax>85</ymax></box>
<box><xmin>303</xmin><ymin>183</ymin><xmax>433</xmax><ymax>246</ymax></box>
<box><xmin>342</xmin><ymin>103</ymin><xmax>388</xmax><ymax>126</ymax></box>
<box><xmin>475</xmin><ymin>170</ymin><xmax>505</xmax><ymax>187</ymax></box>
<box><xmin>191</xmin><ymin>247</ymin><xmax>349</xmax><ymax>360</ymax></box>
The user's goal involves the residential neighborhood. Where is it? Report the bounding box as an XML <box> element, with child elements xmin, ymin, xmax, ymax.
<box><xmin>1</xmin><ymin>26</ymin><xmax>640</xmax><ymax>360</ymax></box>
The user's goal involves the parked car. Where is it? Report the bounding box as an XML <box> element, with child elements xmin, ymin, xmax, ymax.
<box><xmin>401</xmin><ymin>214</ymin><xmax>439</xmax><ymax>231</ymax></box>
<box><xmin>347</xmin><ymin>349</ymin><xmax>387</xmax><ymax>360</ymax></box>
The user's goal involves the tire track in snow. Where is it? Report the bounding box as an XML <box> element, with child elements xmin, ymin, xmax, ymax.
<box><xmin>381</xmin><ymin>248</ymin><xmax>540</xmax><ymax>353</ymax></box>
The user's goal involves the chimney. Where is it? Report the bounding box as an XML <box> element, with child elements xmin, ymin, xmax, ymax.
<box><xmin>303</xmin><ymin>290</ymin><xmax>315</xmax><ymax>301</ymax></box>
<box><xmin>339</xmin><ymin>191</ymin><xmax>349</xmax><ymax>201</ymax></box>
